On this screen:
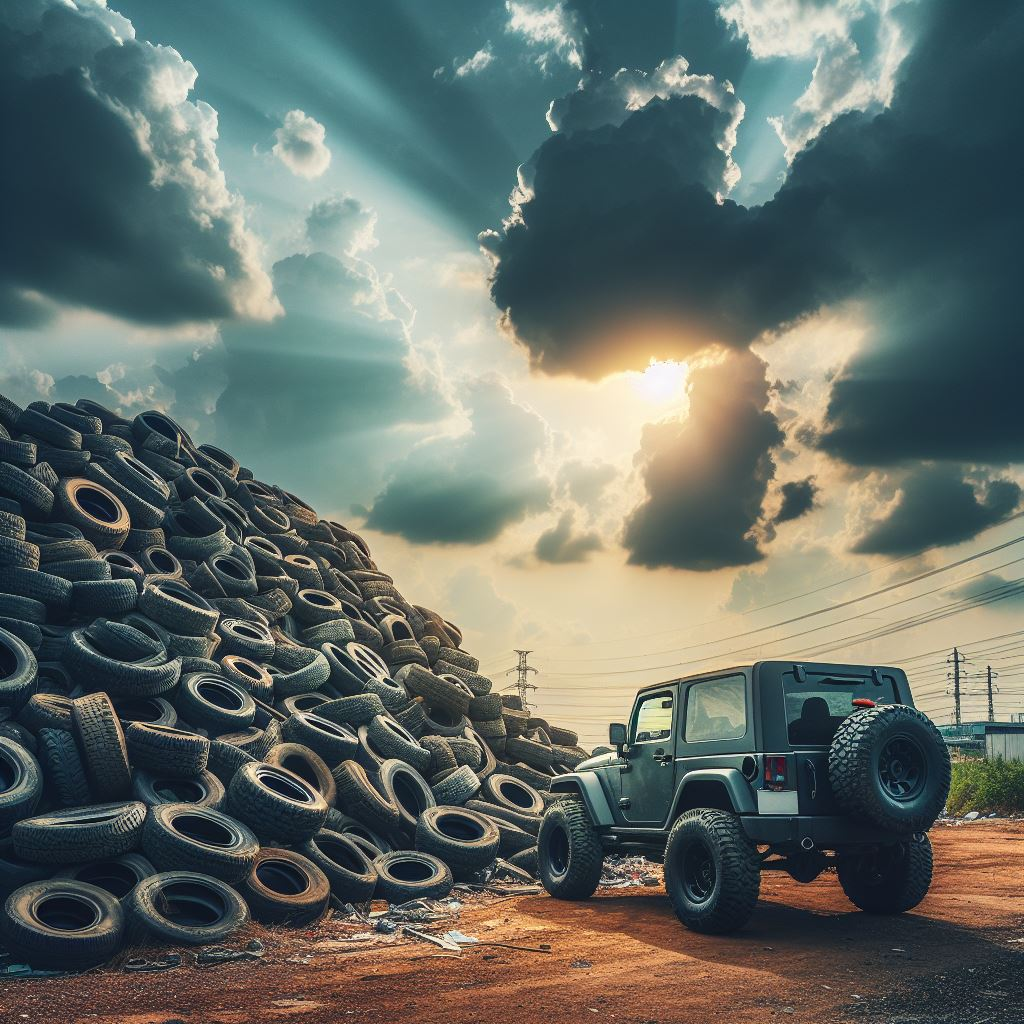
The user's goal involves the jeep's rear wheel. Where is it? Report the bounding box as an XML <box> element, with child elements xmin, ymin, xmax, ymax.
<box><xmin>537</xmin><ymin>797</ymin><xmax>603</xmax><ymax>900</ymax></box>
<box><xmin>664</xmin><ymin>809</ymin><xmax>760</xmax><ymax>934</ymax></box>
<box><xmin>837</xmin><ymin>834</ymin><xmax>933</xmax><ymax>914</ymax></box>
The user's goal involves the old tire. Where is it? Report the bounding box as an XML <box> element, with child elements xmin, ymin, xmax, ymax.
<box><xmin>828</xmin><ymin>704</ymin><xmax>951</xmax><ymax>834</ymax></box>
<box><xmin>55</xmin><ymin>853</ymin><xmax>157</xmax><ymax>900</ymax></box>
<box><xmin>36</xmin><ymin>728</ymin><xmax>90</xmax><ymax>809</ymax></box>
<box><xmin>264</xmin><ymin>743</ymin><xmax>337</xmax><ymax>807</ymax></box>
<box><xmin>373</xmin><ymin>851</ymin><xmax>453</xmax><ymax>904</ymax></box>
<box><xmin>132</xmin><ymin>769</ymin><xmax>226</xmax><ymax>811</ymax></box>
<box><xmin>837</xmin><ymin>834</ymin><xmax>933</xmax><ymax>914</ymax></box>
<box><xmin>141</xmin><ymin>803</ymin><xmax>258</xmax><ymax>882</ymax></box>
<box><xmin>663</xmin><ymin>809</ymin><xmax>760</xmax><ymax>934</ymax></box>
<box><xmin>3</xmin><ymin>880</ymin><xmax>124</xmax><ymax>967</ymax></box>
<box><xmin>299</xmin><ymin>829</ymin><xmax>377</xmax><ymax>904</ymax></box>
<box><xmin>537</xmin><ymin>796</ymin><xmax>603</xmax><ymax>901</ymax></box>
<box><xmin>415</xmin><ymin>806</ymin><xmax>499</xmax><ymax>880</ymax></box>
<box><xmin>72</xmin><ymin>693</ymin><xmax>132</xmax><ymax>801</ymax></box>
<box><xmin>227</xmin><ymin>761</ymin><xmax>328</xmax><ymax>844</ymax></box>
<box><xmin>127</xmin><ymin>871</ymin><xmax>249</xmax><ymax>946</ymax></box>
<box><xmin>238</xmin><ymin>847</ymin><xmax>330</xmax><ymax>926</ymax></box>
<box><xmin>13</xmin><ymin>801</ymin><xmax>147</xmax><ymax>864</ymax></box>
<box><xmin>125</xmin><ymin>723</ymin><xmax>209</xmax><ymax>779</ymax></box>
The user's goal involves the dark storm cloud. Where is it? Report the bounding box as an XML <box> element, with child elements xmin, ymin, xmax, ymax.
<box><xmin>622</xmin><ymin>354</ymin><xmax>784</xmax><ymax>571</ymax></box>
<box><xmin>852</xmin><ymin>467</ymin><xmax>1021</xmax><ymax>557</ymax></box>
<box><xmin>486</xmin><ymin>93</ymin><xmax>843</xmax><ymax>378</ymax></box>
<box><xmin>534</xmin><ymin>510</ymin><xmax>603</xmax><ymax>564</ymax></box>
<box><xmin>0</xmin><ymin>1</ymin><xmax>276</xmax><ymax>327</ymax></box>
<box><xmin>365</xmin><ymin>378</ymin><xmax>551</xmax><ymax>544</ymax></box>
<box><xmin>774</xmin><ymin>477</ymin><xmax>818</xmax><ymax>524</ymax></box>
<box><xmin>487</xmin><ymin>0</ymin><xmax>1023</xmax><ymax>468</ymax></box>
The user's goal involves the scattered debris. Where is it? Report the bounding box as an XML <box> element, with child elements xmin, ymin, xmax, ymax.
<box><xmin>195</xmin><ymin>940</ymin><xmax>265</xmax><ymax>968</ymax></box>
<box><xmin>600</xmin><ymin>855</ymin><xmax>662</xmax><ymax>888</ymax></box>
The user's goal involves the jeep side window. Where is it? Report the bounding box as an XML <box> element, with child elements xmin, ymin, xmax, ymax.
<box><xmin>632</xmin><ymin>692</ymin><xmax>673</xmax><ymax>744</ymax></box>
<box><xmin>684</xmin><ymin>674</ymin><xmax>747</xmax><ymax>742</ymax></box>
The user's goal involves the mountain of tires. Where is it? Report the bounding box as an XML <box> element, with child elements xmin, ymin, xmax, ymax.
<box><xmin>0</xmin><ymin>396</ymin><xmax>591</xmax><ymax>969</ymax></box>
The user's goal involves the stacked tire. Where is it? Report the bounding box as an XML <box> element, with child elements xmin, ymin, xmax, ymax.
<box><xmin>0</xmin><ymin>394</ymin><xmax>580</xmax><ymax>969</ymax></box>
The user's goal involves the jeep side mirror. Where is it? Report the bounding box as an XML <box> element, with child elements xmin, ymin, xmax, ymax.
<box><xmin>609</xmin><ymin>722</ymin><xmax>627</xmax><ymax>751</ymax></box>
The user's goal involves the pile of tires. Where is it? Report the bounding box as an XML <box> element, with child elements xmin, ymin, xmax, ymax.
<box><xmin>0</xmin><ymin>395</ymin><xmax>587</xmax><ymax>969</ymax></box>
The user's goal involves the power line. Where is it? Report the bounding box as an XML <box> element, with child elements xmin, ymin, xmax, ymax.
<box><xmin>538</xmin><ymin>513</ymin><xmax>1024</xmax><ymax>653</ymax></box>
<box><xmin>537</xmin><ymin>536</ymin><xmax>1024</xmax><ymax>667</ymax></box>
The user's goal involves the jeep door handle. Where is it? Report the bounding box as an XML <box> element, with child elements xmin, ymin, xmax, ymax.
<box><xmin>653</xmin><ymin>753</ymin><xmax>672</xmax><ymax>764</ymax></box>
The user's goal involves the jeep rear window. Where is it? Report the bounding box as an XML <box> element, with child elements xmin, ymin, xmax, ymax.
<box><xmin>784</xmin><ymin>673</ymin><xmax>898</xmax><ymax>746</ymax></box>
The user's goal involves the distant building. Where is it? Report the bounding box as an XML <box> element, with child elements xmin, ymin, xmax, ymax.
<box><xmin>938</xmin><ymin>720</ymin><xmax>1024</xmax><ymax>761</ymax></box>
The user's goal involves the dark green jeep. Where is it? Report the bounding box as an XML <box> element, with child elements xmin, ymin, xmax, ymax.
<box><xmin>536</xmin><ymin>660</ymin><xmax>952</xmax><ymax>933</ymax></box>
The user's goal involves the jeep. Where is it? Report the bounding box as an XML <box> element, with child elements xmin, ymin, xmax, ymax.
<box><xmin>536</xmin><ymin>660</ymin><xmax>952</xmax><ymax>933</ymax></box>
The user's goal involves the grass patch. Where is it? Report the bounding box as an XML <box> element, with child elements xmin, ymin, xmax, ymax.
<box><xmin>946</xmin><ymin>757</ymin><xmax>1024</xmax><ymax>816</ymax></box>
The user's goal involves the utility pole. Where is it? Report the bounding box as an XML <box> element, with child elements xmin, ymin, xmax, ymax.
<box><xmin>947</xmin><ymin>648</ymin><xmax>966</xmax><ymax>727</ymax></box>
<box><xmin>987</xmin><ymin>665</ymin><xmax>998</xmax><ymax>722</ymax></box>
<box><xmin>506</xmin><ymin>649</ymin><xmax>538</xmax><ymax>711</ymax></box>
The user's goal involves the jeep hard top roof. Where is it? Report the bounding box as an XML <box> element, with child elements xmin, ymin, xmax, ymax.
<box><xmin>633</xmin><ymin>660</ymin><xmax>908</xmax><ymax>696</ymax></box>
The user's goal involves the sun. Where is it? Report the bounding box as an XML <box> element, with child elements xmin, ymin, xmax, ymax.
<box><xmin>633</xmin><ymin>358</ymin><xmax>688</xmax><ymax>403</ymax></box>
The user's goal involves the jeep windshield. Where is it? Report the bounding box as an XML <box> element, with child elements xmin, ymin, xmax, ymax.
<box><xmin>783</xmin><ymin>670</ymin><xmax>899</xmax><ymax>746</ymax></box>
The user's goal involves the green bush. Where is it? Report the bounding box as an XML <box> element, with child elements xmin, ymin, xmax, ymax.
<box><xmin>946</xmin><ymin>757</ymin><xmax>1024</xmax><ymax>816</ymax></box>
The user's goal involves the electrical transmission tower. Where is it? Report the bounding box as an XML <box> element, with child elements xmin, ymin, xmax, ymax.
<box><xmin>506</xmin><ymin>649</ymin><xmax>538</xmax><ymax>711</ymax></box>
<box><xmin>947</xmin><ymin>647</ymin><xmax>966</xmax><ymax>726</ymax></box>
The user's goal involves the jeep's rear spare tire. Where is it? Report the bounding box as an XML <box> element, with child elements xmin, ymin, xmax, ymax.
<box><xmin>828</xmin><ymin>704</ymin><xmax>951</xmax><ymax>834</ymax></box>
<box><xmin>537</xmin><ymin>796</ymin><xmax>603</xmax><ymax>900</ymax></box>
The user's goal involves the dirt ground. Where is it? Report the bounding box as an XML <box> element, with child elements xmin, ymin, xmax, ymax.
<box><xmin>1</xmin><ymin>821</ymin><xmax>1021</xmax><ymax>1024</ymax></box>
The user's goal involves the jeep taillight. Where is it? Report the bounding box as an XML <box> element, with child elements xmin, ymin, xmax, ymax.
<box><xmin>764</xmin><ymin>755</ymin><xmax>788</xmax><ymax>791</ymax></box>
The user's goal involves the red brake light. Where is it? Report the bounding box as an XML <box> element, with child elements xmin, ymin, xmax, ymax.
<box><xmin>764</xmin><ymin>755</ymin><xmax>787</xmax><ymax>791</ymax></box>
<box><xmin>852</xmin><ymin>698</ymin><xmax>876</xmax><ymax>708</ymax></box>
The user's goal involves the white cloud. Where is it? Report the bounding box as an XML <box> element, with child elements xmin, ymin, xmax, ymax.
<box><xmin>273</xmin><ymin>109</ymin><xmax>332</xmax><ymax>179</ymax></box>
<box><xmin>505</xmin><ymin>1</ymin><xmax>583</xmax><ymax>71</ymax></box>
<box><xmin>454</xmin><ymin>44</ymin><xmax>495</xmax><ymax>78</ymax></box>
<box><xmin>305</xmin><ymin>194</ymin><xmax>378</xmax><ymax>257</ymax></box>
<box><xmin>0</xmin><ymin>0</ymin><xmax>279</xmax><ymax>326</ymax></box>
<box><xmin>719</xmin><ymin>0</ymin><xmax>911</xmax><ymax>160</ymax></box>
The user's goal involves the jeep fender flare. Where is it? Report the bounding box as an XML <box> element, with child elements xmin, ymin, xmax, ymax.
<box><xmin>671</xmin><ymin>768</ymin><xmax>757</xmax><ymax>819</ymax></box>
<box><xmin>549</xmin><ymin>773</ymin><xmax>615</xmax><ymax>827</ymax></box>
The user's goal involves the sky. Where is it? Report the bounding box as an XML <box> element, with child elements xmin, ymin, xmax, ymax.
<box><xmin>2</xmin><ymin>0</ymin><xmax>1023</xmax><ymax>747</ymax></box>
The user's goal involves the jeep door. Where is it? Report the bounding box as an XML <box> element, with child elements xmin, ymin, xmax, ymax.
<box><xmin>618</xmin><ymin>685</ymin><xmax>678</xmax><ymax>825</ymax></box>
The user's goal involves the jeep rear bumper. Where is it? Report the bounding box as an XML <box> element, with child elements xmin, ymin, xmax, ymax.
<box><xmin>740</xmin><ymin>815</ymin><xmax>908</xmax><ymax>848</ymax></box>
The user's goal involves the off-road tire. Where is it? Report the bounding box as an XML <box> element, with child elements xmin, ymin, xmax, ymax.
<box><xmin>537</xmin><ymin>796</ymin><xmax>603</xmax><ymax>900</ymax></box>
<box><xmin>829</xmin><ymin>704</ymin><xmax>951</xmax><ymax>834</ymax></box>
<box><xmin>837</xmin><ymin>834</ymin><xmax>933</xmax><ymax>914</ymax></box>
<box><xmin>663</xmin><ymin>809</ymin><xmax>760</xmax><ymax>934</ymax></box>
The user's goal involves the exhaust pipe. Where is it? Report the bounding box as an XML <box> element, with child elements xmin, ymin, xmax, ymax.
<box><xmin>800</xmin><ymin>836</ymin><xmax>815</xmax><ymax>851</ymax></box>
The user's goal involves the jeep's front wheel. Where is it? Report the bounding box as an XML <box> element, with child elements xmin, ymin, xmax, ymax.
<box><xmin>837</xmin><ymin>834</ymin><xmax>933</xmax><ymax>914</ymax></box>
<box><xmin>537</xmin><ymin>796</ymin><xmax>604</xmax><ymax>900</ymax></box>
<box><xmin>663</xmin><ymin>809</ymin><xmax>760</xmax><ymax>934</ymax></box>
